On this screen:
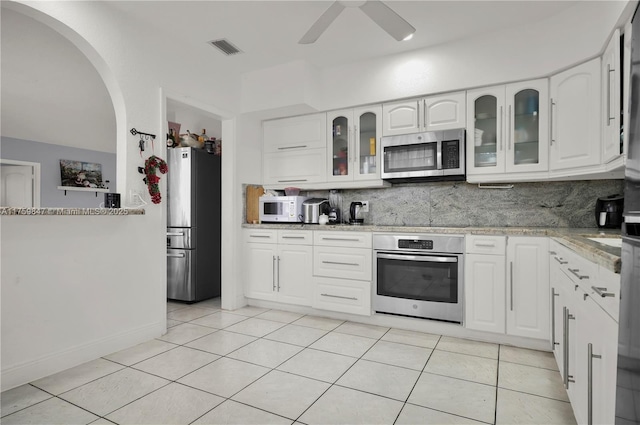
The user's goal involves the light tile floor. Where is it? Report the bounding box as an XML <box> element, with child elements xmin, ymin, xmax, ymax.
<box><xmin>1</xmin><ymin>298</ymin><xmax>577</xmax><ymax>425</ymax></box>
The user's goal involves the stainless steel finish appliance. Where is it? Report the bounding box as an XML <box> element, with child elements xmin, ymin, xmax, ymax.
<box><xmin>373</xmin><ymin>234</ymin><xmax>464</xmax><ymax>323</ymax></box>
<box><xmin>616</xmin><ymin>5</ymin><xmax>640</xmax><ymax>423</ymax></box>
<box><xmin>349</xmin><ymin>201</ymin><xmax>364</xmax><ymax>225</ymax></box>
<box><xmin>259</xmin><ymin>195</ymin><xmax>308</xmax><ymax>223</ymax></box>
<box><xmin>381</xmin><ymin>128</ymin><xmax>465</xmax><ymax>182</ymax></box>
<box><xmin>302</xmin><ymin>198</ymin><xmax>329</xmax><ymax>224</ymax></box>
<box><xmin>167</xmin><ymin>147</ymin><xmax>221</xmax><ymax>302</ymax></box>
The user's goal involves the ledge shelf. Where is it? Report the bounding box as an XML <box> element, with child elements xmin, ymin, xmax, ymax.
<box><xmin>57</xmin><ymin>186</ymin><xmax>109</xmax><ymax>197</ymax></box>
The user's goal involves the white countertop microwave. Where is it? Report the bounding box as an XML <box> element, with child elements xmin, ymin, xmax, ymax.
<box><xmin>259</xmin><ymin>196</ymin><xmax>309</xmax><ymax>223</ymax></box>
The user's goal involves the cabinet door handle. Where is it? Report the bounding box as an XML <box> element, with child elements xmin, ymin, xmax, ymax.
<box><xmin>272</xmin><ymin>255</ymin><xmax>276</xmax><ymax>291</ymax></box>
<box><xmin>607</xmin><ymin>64</ymin><xmax>615</xmax><ymax>125</ymax></box>
<box><xmin>276</xmin><ymin>256</ymin><xmax>281</xmax><ymax>291</ymax></box>
<box><xmin>508</xmin><ymin>104</ymin><xmax>512</xmax><ymax>151</ymax></box>
<box><xmin>568</xmin><ymin>268</ymin><xmax>589</xmax><ymax>280</ymax></box>
<box><xmin>551</xmin><ymin>288</ymin><xmax>560</xmax><ymax>349</ymax></box>
<box><xmin>474</xmin><ymin>242</ymin><xmax>496</xmax><ymax>248</ymax></box>
<box><xmin>564</xmin><ymin>307</ymin><xmax>576</xmax><ymax>389</ymax></box>
<box><xmin>550</xmin><ymin>98</ymin><xmax>556</xmax><ymax>145</ymax></box>
<box><xmin>278</xmin><ymin>179</ymin><xmax>308</xmax><ymax>183</ymax></box>
<box><xmin>322</xmin><ymin>260</ymin><xmax>360</xmax><ymax>267</ymax></box>
<box><xmin>499</xmin><ymin>106</ymin><xmax>504</xmax><ymax>151</ymax></box>
<box><xmin>554</xmin><ymin>256</ymin><xmax>568</xmax><ymax>265</ymax></box>
<box><xmin>417</xmin><ymin>100</ymin><xmax>421</xmax><ymax>130</ymax></box>
<box><xmin>591</xmin><ymin>286</ymin><xmax>615</xmax><ymax>298</ymax></box>
<box><xmin>588</xmin><ymin>342</ymin><xmax>602</xmax><ymax>425</ymax></box>
<box><xmin>321</xmin><ymin>293</ymin><xmax>358</xmax><ymax>301</ymax></box>
<box><xmin>278</xmin><ymin>145</ymin><xmax>307</xmax><ymax>150</ymax></box>
<box><xmin>510</xmin><ymin>262</ymin><xmax>514</xmax><ymax>311</ymax></box>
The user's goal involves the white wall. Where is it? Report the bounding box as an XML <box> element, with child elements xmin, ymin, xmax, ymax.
<box><xmin>0</xmin><ymin>0</ymin><xmax>243</xmax><ymax>391</ymax></box>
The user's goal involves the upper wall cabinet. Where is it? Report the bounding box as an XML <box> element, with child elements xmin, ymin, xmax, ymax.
<box><xmin>263</xmin><ymin>114</ymin><xmax>327</xmax><ymax>186</ymax></box>
<box><xmin>466</xmin><ymin>79</ymin><xmax>549</xmax><ymax>179</ymax></box>
<box><xmin>549</xmin><ymin>58</ymin><xmax>601</xmax><ymax>171</ymax></box>
<box><xmin>382</xmin><ymin>92</ymin><xmax>466</xmax><ymax>136</ymax></box>
<box><xmin>602</xmin><ymin>29</ymin><xmax>622</xmax><ymax>164</ymax></box>
<box><xmin>327</xmin><ymin>105</ymin><xmax>382</xmax><ymax>183</ymax></box>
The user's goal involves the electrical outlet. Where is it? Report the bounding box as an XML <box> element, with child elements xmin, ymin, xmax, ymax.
<box><xmin>361</xmin><ymin>201</ymin><xmax>369</xmax><ymax>212</ymax></box>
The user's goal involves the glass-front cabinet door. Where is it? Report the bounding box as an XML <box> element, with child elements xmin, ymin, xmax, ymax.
<box><xmin>327</xmin><ymin>106</ymin><xmax>381</xmax><ymax>182</ymax></box>
<box><xmin>354</xmin><ymin>105</ymin><xmax>382</xmax><ymax>181</ymax></box>
<box><xmin>505</xmin><ymin>79</ymin><xmax>549</xmax><ymax>173</ymax></box>
<box><xmin>466</xmin><ymin>87</ymin><xmax>506</xmax><ymax>175</ymax></box>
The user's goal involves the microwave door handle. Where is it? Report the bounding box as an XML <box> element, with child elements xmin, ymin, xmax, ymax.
<box><xmin>377</xmin><ymin>253</ymin><xmax>458</xmax><ymax>263</ymax></box>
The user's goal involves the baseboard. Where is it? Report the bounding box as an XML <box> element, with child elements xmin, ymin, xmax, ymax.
<box><xmin>1</xmin><ymin>321</ymin><xmax>165</xmax><ymax>392</ymax></box>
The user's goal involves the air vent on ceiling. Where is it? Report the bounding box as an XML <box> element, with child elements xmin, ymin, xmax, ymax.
<box><xmin>208</xmin><ymin>39</ymin><xmax>242</xmax><ymax>56</ymax></box>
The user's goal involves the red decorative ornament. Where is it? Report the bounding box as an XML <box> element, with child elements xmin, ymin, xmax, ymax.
<box><xmin>143</xmin><ymin>155</ymin><xmax>168</xmax><ymax>204</ymax></box>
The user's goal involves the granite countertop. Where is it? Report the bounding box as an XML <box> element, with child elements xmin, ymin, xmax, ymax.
<box><xmin>242</xmin><ymin>222</ymin><xmax>622</xmax><ymax>273</ymax></box>
<box><xmin>0</xmin><ymin>207</ymin><xmax>145</xmax><ymax>216</ymax></box>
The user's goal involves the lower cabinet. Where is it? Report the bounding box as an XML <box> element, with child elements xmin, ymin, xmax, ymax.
<box><xmin>506</xmin><ymin>237</ymin><xmax>550</xmax><ymax>340</ymax></box>
<box><xmin>312</xmin><ymin>231</ymin><xmax>372</xmax><ymax>316</ymax></box>
<box><xmin>549</xmin><ymin>239</ymin><xmax>619</xmax><ymax>425</ymax></box>
<box><xmin>244</xmin><ymin>229</ymin><xmax>313</xmax><ymax>306</ymax></box>
<box><xmin>465</xmin><ymin>235</ymin><xmax>549</xmax><ymax>341</ymax></box>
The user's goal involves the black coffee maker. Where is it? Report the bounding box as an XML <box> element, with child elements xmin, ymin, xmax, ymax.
<box><xmin>595</xmin><ymin>194</ymin><xmax>624</xmax><ymax>228</ymax></box>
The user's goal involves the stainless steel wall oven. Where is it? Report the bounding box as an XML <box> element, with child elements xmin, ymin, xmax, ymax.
<box><xmin>373</xmin><ymin>234</ymin><xmax>464</xmax><ymax>324</ymax></box>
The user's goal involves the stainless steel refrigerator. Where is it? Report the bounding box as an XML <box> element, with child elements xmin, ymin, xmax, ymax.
<box><xmin>617</xmin><ymin>5</ymin><xmax>640</xmax><ymax>423</ymax></box>
<box><xmin>166</xmin><ymin>147</ymin><xmax>221</xmax><ymax>302</ymax></box>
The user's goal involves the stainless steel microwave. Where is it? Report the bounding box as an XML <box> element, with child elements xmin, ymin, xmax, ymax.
<box><xmin>381</xmin><ymin>129</ymin><xmax>465</xmax><ymax>182</ymax></box>
<box><xmin>259</xmin><ymin>196</ymin><xmax>308</xmax><ymax>223</ymax></box>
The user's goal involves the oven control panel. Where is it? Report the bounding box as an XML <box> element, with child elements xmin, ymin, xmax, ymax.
<box><xmin>398</xmin><ymin>239</ymin><xmax>433</xmax><ymax>250</ymax></box>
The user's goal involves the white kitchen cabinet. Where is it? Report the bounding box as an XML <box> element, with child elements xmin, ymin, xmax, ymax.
<box><xmin>466</xmin><ymin>79</ymin><xmax>549</xmax><ymax>180</ymax></box>
<box><xmin>263</xmin><ymin>113</ymin><xmax>327</xmax><ymax>186</ymax></box>
<box><xmin>312</xmin><ymin>231</ymin><xmax>372</xmax><ymax>316</ymax></box>
<box><xmin>244</xmin><ymin>229</ymin><xmax>313</xmax><ymax>306</ymax></box>
<box><xmin>327</xmin><ymin>105</ymin><xmax>382</xmax><ymax>182</ymax></box>
<box><xmin>602</xmin><ymin>29</ymin><xmax>622</xmax><ymax>164</ymax></box>
<box><xmin>382</xmin><ymin>92</ymin><xmax>466</xmax><ymax>136</ymax></box>
<box><xmin>550</xmin><ymin>58</ymin><xmax>602</xmax><ymax>171</ymax></box>
<box><xmin>548</xmin><ymin>239</ymin><xmax>620</xmax><ymax>425</ymax></box>
<box><xmin>506</xmin><ymin>237</ymin><xmax>550</xmax><ymax>340</ymax></box>
<box><xmin>464</xmin><ymin>235</ymin><xmax>506</xmax><ymax>334</ymax></box>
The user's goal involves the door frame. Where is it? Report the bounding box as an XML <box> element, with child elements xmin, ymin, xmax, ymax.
<box><xmin>0</xmin><ymin>159</ymin><xmax>41</xmax><ymax>207</ymax></box>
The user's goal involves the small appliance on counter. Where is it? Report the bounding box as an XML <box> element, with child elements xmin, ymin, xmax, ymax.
<box><xmin>595</xmin><ymin>194</ymin><xmax>624</xmax><ymax>228</ymax></box>
<box><xmin>259</xmin><ymin>195</ymin><xmax>309</xmax><ymax>223</ymax></box>
<box><xmin>328</xmin><ymin>207</ymin><xmax>341</xmax><ymax>224</ymax></box>
<box><xmin>349</xmin><ymin>201</ymin><xmax>364</xmax><ymax>225</ymax></box>
<box><xmin>302</xmin><ymin>198</ymin><xmax>330</xmax><ymax>224</ymax></box>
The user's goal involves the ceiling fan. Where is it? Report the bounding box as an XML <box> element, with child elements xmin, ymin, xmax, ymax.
<box><xmin>299</xmin><ymin>0</ymin><xmax>416</xmax><ymax>44</ymax></box>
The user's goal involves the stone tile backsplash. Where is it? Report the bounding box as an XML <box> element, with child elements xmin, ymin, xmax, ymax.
<box><xmin>305</xmin><ymin>180</ymin><xmax>624</xmax><ymax>228</ymax></box>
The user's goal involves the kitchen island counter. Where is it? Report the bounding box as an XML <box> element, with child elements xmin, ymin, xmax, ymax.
<box><xmin>242</xmin><ymin>223</ymin><xmax>621</xmax><ymax>273</ymax></box>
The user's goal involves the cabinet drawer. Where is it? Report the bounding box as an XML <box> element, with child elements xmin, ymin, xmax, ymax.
<box><xmin>277</xmin><ymin>230</ymin><xmax>313</xmax><ymax>245</ymax></box>
<box><xmin>313</xmin><ymin>277</ymin><xmax>371</xmax><ymax>316</ymax></box>
<box><xmin>465</xmin><ymin>235</ymin><xmax>506</xmax><ymax>255</ymax></box>
<box><xmin>244</xmin><ymin>229</ymin><xmax>277</xmax><ymax>244</ymax></box>
<box><xmin>313</xmin><ymin>246</ymin><xmax>372</xmax><ymax>281</ymax></box>
<box><xmin>314</xmin><ymin>231</ymin><xmax>372</xmax><ymax>248</ymax></box>
<box><xmin>560</xmin><ymin>246</ymin><xmax>598</xmax><ymax>287</ymax></box>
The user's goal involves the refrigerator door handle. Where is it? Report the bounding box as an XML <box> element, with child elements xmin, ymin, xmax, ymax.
<box><xmin>167</xmin><ymin>252</ymin><xmax>186</xmax><ymax>258</ymax></box>
<box><xmin>167</xmin><ymin>232</ymin><xmax>185</xmax><ymax>237</ymax></box>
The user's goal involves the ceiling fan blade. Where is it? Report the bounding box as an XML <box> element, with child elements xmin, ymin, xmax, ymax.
<box><xmin>299</xmin><ymin>1</ymin><xmax>346</xmax><ymax>44</ymax></box>
<box><xmin>359</xmin><ymin>0</ymin><xmax>415</xmax><ymax>41</ymax></box>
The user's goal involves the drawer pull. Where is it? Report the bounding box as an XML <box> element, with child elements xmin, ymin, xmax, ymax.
<box><xmin>549</xmin><ymin>250</ymin><xmax>557</xmax><ymax>255</ymax></box>
<box><xmin>250</xmin><ymin>234</ymin><xmax>272</xmax><ymax>238</ymax></box>
<box><xmin>591</xmin><ymin>286</ymin><xmax>616</xmax><ymax>298</ymax></box>
<box><xmin>277</xmin><ymin>179</ymin><xmax>308</xmax><ymax>183</ymax></box>
<box><xmin>474</xmin><ymin>242</ymin><xmax>496</xmax><ymax>247</ymax></box>
<box><xmin>322</xmin><ymin>237</ymin><xmax>361</xmax><ymax>242</ymax></box>
<box><xmin>278</xmin><ymin>145</ymin><xmax>308</xmax><ymax>150</ymax></box>
<box><xmin>568</xmin><ymin>268</ymin><xmax>589</xmax><ymax>280</ymax></box>
<box><xmin>322</xmin><ymin>260</ymin><xmax>359</xmax><ymax>266</ymax></box>
<box><xmin>282</xmin><ymin>236</ymin><xmax>305</xmax><ymax>239</ymax></box>
<box><xmin>321</xmin><ymin>293</ymin><xmax>358</xmax><ymax>301</ymax></box>
<box><xmin>554</xmin><ymin>256</ymin><xmax>568</xmax><ymax>265</ymax></box>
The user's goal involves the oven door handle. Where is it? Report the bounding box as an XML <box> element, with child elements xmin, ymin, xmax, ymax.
<box><xmin>376</xmin><ymin>253</ymin><xmax>458</xmax><ymax>263</ymax></box>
